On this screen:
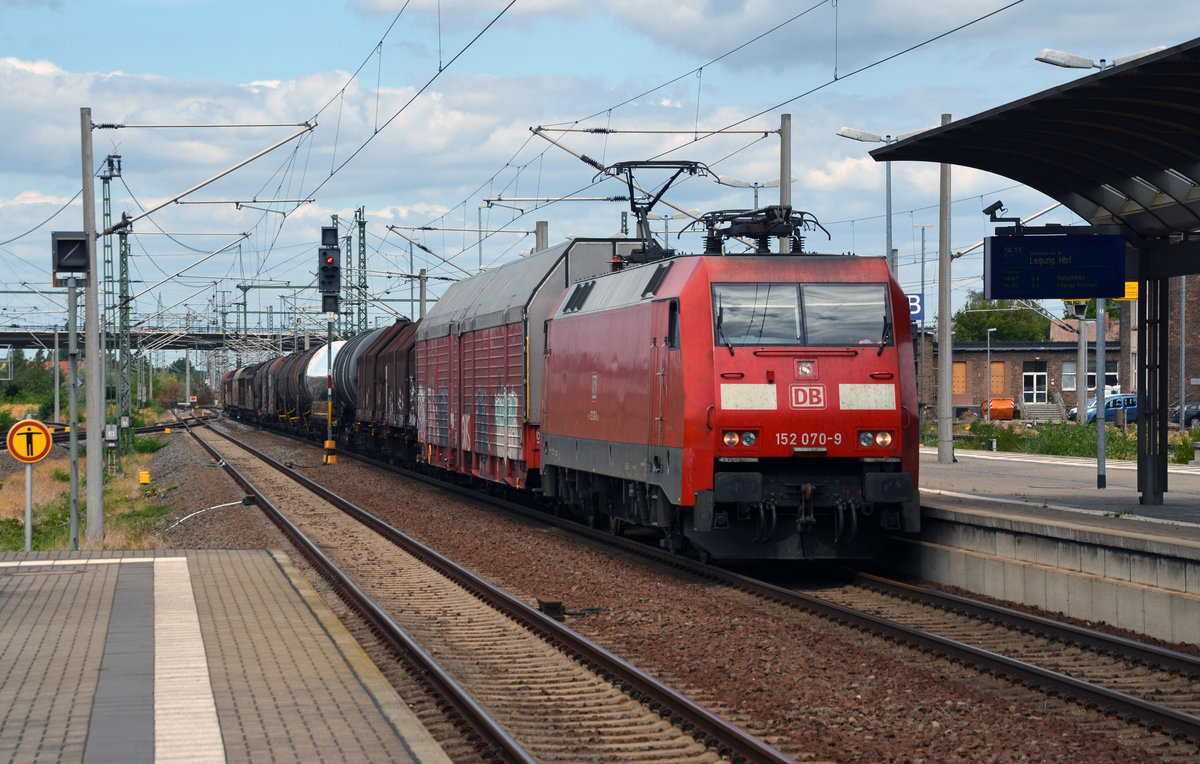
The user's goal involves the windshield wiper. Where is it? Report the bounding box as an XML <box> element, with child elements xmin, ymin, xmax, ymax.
<box><xmin>716</xmin><ymin>305</ymin><xmax>735</xmax><ymax>356</ymax></box>
<box><xmin>878</xmin><ymin>312</ymin><xmax>892</xmax><ymax>356</ymax></box>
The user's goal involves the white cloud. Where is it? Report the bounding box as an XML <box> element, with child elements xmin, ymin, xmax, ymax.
<box><xmin>804</xmin><ymin>156</ymin><xmax>881</xmax><ymax>193</ymax></box>
<box><xmin>0</xmin><ymin>1</ymin><xmax>1196</xmax><ymax>331</ymax></box>
<box><xmin>1</xmin><ymin>190</ymin><xmax>73</xmax><ymax>207</ymax></box>
<box><xmin>0</xmin><ymin>56</ymin><xmax>62</xmax><ymax>75</ymax></box>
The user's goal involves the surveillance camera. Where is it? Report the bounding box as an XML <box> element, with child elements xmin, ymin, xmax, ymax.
<box><xmin>983</xmin><ymin>200</ymin><xmax>1004</xmax><ymax>217</ymax></box>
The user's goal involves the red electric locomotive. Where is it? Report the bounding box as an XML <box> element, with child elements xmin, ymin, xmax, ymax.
<box><xmin>538</xmin><ymin>205</ymin><xmax>920</xmax><ymax>562</ymax></box>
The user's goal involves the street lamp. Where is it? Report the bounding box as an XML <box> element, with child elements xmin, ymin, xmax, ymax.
<box><xmin>1035</xmin><ymin>44</ymin><xmax>1162</xmax><ymax>488</ymax></box>
<box><xmin>1035</xmin><ymin>46</ymin><xmax>1164</xmax><ymax>70</ymax></box>
<box><xmin>715</xmin><ymin>176</ymin><xmax>791</xmax><ymax>209</ymax></box>
<box><xmin>647</xmin><ymin>209</ymin><xmax>700</xmax><ymax>248</ymax></box>
<box><xmin>915</xmin><ymin>223</ymin><xmax>933</xmax><ymax>412</ymax></box>
<box><xmin>838</xmin><ymin>127</ymin><xmax>895</xmax><ymax>273</ymax></box>
<box><xmin>985</xmin><ymin>327</ymin><xmax>997</xmax><ymax>421</ymax></box>
<box><xmin>837</xmin><ymin>125</ymin><xmax>937</xmax><ymax>275</ymax></box>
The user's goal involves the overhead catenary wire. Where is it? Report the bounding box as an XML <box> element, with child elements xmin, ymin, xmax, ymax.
<box><xmin>304</xmin><ymin>1</ymin><xmax>518</xmax><ymax>202</ymax></box>
<box><xmin>6</xmin><ymin>0</ymin><xmax>1032</xmax><ymax>337</ymax></box>
<box><xmin>429</xmin><ymin>0</ymin><xmax>1028</xmax><ymax>273</ymax></box>
<box><xmin>101</xmin><ymin>124</ymin><xmax>316</xmax><ymax>236</ymax></box>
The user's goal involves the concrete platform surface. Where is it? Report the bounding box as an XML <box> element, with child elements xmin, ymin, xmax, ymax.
<box><xmin>920</xmin><ymin>446</ymin><xmax>1200</xmax><ymax>530</ymax></box>
<box><xmin>0</xmin><ymin>549</ymin><xmax>451</xmax><ymax>763</ymax></box>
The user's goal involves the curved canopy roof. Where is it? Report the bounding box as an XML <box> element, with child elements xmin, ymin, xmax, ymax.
<box><xmin>871</xmin><ymin>37</ymin><xmax>1200</xmax><ymax>244</ymax></box>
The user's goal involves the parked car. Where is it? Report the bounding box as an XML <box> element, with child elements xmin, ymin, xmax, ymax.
<box><xmin>1170</xmin><ymin>401</ymin><xmax>1200</xmax><ymax>427</ymax></box>
<box><xmin>1085</xmin><ymin>393</ymin><xmax>1139</xmax><ymax>423</ymax></box>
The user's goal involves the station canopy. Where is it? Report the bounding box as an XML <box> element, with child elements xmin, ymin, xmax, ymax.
<box><xmin>871</xmin><ymin>37</ymin><xmax>1200</xmax><ymax>248</ymax></box>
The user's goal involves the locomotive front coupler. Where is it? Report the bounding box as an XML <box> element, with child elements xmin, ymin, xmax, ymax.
<box><xmin>794</xmin><ymin>483</ymin><xmax>817</xmax><ymax>530</ymax></box>
<box><xmin>833</xmin><ymin>496</ymin><xmax>861</xmax><ymax>544</ymax></box>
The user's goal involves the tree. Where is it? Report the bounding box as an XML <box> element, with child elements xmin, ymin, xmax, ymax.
<box><xmin>952</xmin><ymin>290</ymin><xmax>1050</xmax><ymax>342</ymax></box>
<box><xmin>4</xmin><ymin>349</ymin><xmax>54</xmax><ymax>402</ymax></box>
<box><xmin>1059</xmin><ymin>299</ymin><xmax>1120</xmax><ymax>320</ymax></box>
<box><xmin>155</xmin><ymin>377</ymin><xmax>182</xmax><ymax>407</ymax></box>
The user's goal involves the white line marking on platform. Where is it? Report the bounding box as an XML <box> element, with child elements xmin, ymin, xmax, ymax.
<box><xmin>154</xmin><ymin>557</ymin><xmax>226</xmax><ymax>763</ymax></box>
<box><xmin>0</xmin><ymin>556</ymin><xmax>161</xmax><ymax>568</ymax></box>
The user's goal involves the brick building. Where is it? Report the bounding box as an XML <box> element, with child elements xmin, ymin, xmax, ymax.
<box><xmin>916</xmin><ymin>333</ymin><xmax>1119</xmax><ymax>420</ymax></box>
<box><xmin>916</xmin><ymin>276</ymin><xmax>1200</xmax><ymax>420</ymax></box>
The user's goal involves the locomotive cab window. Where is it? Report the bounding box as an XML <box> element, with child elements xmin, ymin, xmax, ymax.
<box><xmin>802</xmin><ymin>284</ymin><xmax>892</xmax><ymax>347</ymax></box>
<box><xmin>712</xmin><ymin>282</ymin><xmax>892</xmax><ymax>347</ymax></box>
<box><xmin>667</xmin><ymin>299</ymin><xmax>680</xmax><ymax>350</ymax></box>
<box><xmin>712</xmin><ymin>283</ymin><xmax>801</xmax><ymax>346</ymax></box>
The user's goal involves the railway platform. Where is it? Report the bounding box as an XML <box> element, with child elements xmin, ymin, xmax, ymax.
<box><xmin>919</xmin><ymin>446</ymin><xmax>1200</xmax><ymax>527</ymax></box>
<box><xmin>902</xmin><ymin>448</ymin><xmax>1200</xmax><ymax>646</ymax></box>
<box><xmin>0</xmin><ymin>548</ymin><xmax>451</xmax><ymax>764</ymax></box>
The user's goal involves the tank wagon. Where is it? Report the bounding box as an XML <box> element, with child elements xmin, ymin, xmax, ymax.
<box><xmin>225</xmin><ymin>171</ymin><xmax>919</xmax><ymax>562</ymax></box>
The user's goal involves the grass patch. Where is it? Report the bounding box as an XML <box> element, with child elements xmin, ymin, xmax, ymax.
<box><xmin>956</xmin><ymin>421</ymin><xmax>1152</xmax><ymax>461</ymax></box>
<box><xmin>957</xmin><ymin>421</ymin><xmax>1023</xmax><ymax>452</ymax></box>
<box><xmin>132</xmin><ymin>435</ymin><xmax>166</xmax><ymax>454</ymax></box>
<box><xmin>0</xmin><ymin>451</ymin><xmax>172</xmax><ymax>551</ymax></box>
<box><xmin>1028</xmin><ymin>423</ymin><xmax>1138</xmax><ymax>460</ymax></box>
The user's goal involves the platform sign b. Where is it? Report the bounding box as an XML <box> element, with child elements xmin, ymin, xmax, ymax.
<box><xmin>7</xmin><ymin>419</ymin><xmax>52</xmax><ymax>464</ymax></box>
<box><xmin>907</xmin><ymin>293</ymin><xmax>924</xmax><ymax>322</ymax></box>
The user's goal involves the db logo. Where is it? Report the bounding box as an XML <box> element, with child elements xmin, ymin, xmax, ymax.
<box><xmin>790</xmin><ymin>384</ymin><xmax>826</xmax><ymax>409</ymax></box>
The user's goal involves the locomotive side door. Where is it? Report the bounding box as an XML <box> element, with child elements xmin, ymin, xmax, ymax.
<box><xmin>647</xmin><ymin>299</ymin><xmax>680</xmax><ymax>477</ymax></box>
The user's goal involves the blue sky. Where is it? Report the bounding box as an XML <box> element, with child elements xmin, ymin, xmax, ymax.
<box><xmin>1</xmin><ymin>0</ymin><xmax>1196</xmax><ymax>362</ymax></box>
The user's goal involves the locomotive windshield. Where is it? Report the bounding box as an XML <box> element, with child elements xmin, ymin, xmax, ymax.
<box><xmin>712</xmin><ymin>282</ymin><xmax>891</xmax><ymax>347</ymax></box>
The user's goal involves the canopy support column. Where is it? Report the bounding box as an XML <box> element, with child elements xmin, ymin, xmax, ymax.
<box><xmin>1138</xmin><ymin>273</ymin><xmax>1169</xmax><ymax>504</ymax></box>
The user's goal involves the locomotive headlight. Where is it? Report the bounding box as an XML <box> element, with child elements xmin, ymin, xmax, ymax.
<box><xmin>874</xmin><ymin>431</ymin><xmax>893</xmax><ymax>448</ymax></box>
<box><xmin>858</xmin><ymin>431</ymin><xmax>874</xmax><ymax>447</ymax></box>
<box><xmin>741</xmin><ymin>431</ymin><xmax>757</xmax><ymax>447</ymax></box>
<box><xmin>723</xmin><ymin>431</ymin><xmax>741</xmax><ymax>447</ymax></box>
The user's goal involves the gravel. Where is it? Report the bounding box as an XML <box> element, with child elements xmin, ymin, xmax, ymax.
<box><xmin>154</xmin><ymin>420</ymin><xmax>1186</xmax><ymax>763</ymax></box>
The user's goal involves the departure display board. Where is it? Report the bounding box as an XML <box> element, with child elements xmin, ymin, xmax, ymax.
<box><xmin>983</xmin><ymin>234</ymin><xmax>1126</xmax><ymax>299</ymax></box>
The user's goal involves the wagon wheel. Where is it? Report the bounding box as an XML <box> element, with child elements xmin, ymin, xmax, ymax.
<box><xmin>589</xmin><ymin>494</ymin><xmax>624</xmax><ymax>535</ymax></box>
<box><xmin>606</xmin><ymin>514</ymin><xmax>625</xmax><ymax>536</ymax></box>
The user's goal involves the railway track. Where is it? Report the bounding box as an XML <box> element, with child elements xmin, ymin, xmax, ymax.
<box><xmin>179</xmin><ymin>415</ymin><xmax>792</xmax><ymax>763</ymax></box>
<box><xmin>806</xmin><ymin>572</ymin><xmax>1200</xmax><ymax>743</ymax></box>
<box><xmin>197</xmin><ymin>416</ymin><xmax>1200</xmax><ymax>758</ymax></box>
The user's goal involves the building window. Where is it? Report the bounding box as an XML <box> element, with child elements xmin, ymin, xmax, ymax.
<box><xmin>990</xmin><ymin>361</ymin><xmax>1005</xmax><ymax>395</ymax></box>
<box><xmin>1085</xmin><ymin>371</ymin><xmax>1120</xmax><ymax>393</ymax></box>
<box><xmin>1063</xmin><ymin>361</ymin><xmax>1076</xmax><ymax>392</ymax></box>
<box><xmin>952</xmin><ymin>361</ymin><xmax>967</xmax><ymax>394</ymax></box>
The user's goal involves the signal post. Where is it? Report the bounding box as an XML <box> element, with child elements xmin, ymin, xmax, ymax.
<box><xmin>318</xmin><ymin>224</ymin><xmax>341</xmax><ymax>465</ymax></box>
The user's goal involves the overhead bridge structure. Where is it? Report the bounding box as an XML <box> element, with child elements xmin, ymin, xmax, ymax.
<box><xmin>872</xmin><ymin>36</ymin><xmax>1200</xmax><ymax>505</ymax></box>
<box><xmin>0</xmin><ymin>327</ymin><xmax>310</xmax><ymax>354</ymax></box>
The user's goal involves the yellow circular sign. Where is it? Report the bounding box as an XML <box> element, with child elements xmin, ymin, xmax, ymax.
<box><xmin>7</xmin><ymin>419</ymin><xmax>53</xmax><ymax>464</ymax></box>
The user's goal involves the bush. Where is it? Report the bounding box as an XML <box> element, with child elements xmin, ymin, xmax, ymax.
<box><xmin>961</xmin><ymin>421</ymin><xmax>1140</xmax><ymax>460</ymax></box>
<box><xmin>1024</xmin><ymin>423</ymin><xmax>1100</xmax><ymax>457</ymax></box>
<box><xmin>1170</xmin><ymin>433</ymin><xmax>1195</xmax><ymax>464</ymax></box>
<box><xmin>132</xmin><ymin>436</ymin><xmax>165</xmax><ymax>454</ymax></box>
<box><xmin>919</xmin><ymin>419</ymin><xmax>937</xmax><ymax>446</ymax></box>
